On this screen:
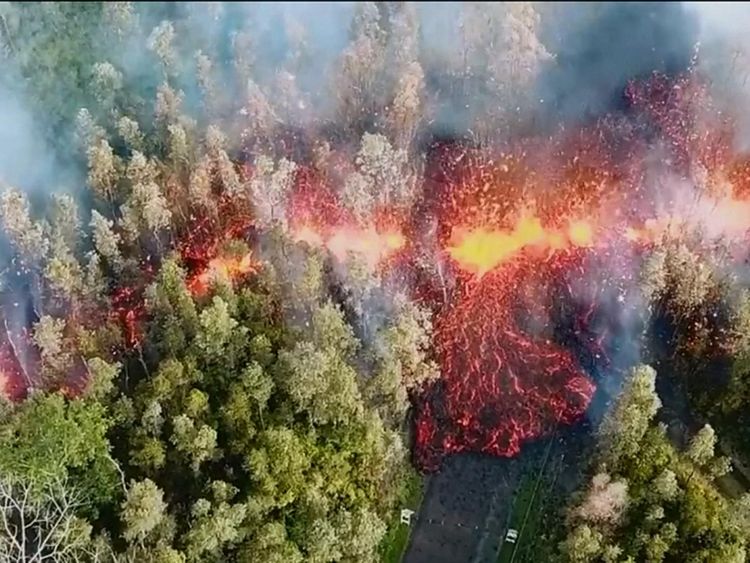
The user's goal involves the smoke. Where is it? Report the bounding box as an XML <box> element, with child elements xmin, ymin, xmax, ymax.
<box><xmin>1</xmin><ymin>1</ymin><xmax>749</xmax><ymax>435</ymax></box>
<box><xmin>684</xmin><ymin>2</ymin><xmax>750</xmax><ymax>149</ymax></box>
<box><xmin>0</xmin><ymin>79</ymin><xmax>74</xmax><ymax>195</ymax></box>
<box><xmin>536</xmin><ymin>2</ymin><xmax>699</xmax><ymax>126</ymax></box>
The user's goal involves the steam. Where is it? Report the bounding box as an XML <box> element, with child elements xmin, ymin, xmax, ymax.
<box><xmin>0</xmin><ymin>1</ymin><xmax>749</xmax><ymax>419</ymax></box>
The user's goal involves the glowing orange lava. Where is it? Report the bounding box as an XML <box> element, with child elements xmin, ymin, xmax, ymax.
<box><xmin>447</xmin><ymin>214</ymin><xmax>597</xmax><ymax>276</ymax></box>
<box><xmin>294</xmin><ymin>224</ymin><xmax>405</xmax><ymax>267</ymax></box>
<box><xmin>189</xmin><ymin>252</ymin><xmax>257</xmax><ymax>296</ymax></box>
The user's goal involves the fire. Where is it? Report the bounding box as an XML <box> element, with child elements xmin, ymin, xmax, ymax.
<box><xmin>447</xmin><ymin>213</ymin><xmax>597</xmax><ymax>276</ymax></box>
<box><xmin>294</xmin><ymin>224</ymin><xmax>405</xmax><ymax>267</ymax></box>
<box><xmin>8</xmin><ymin>70</ymin><xmax>750</xmax><ymax>474</ymax></box>
<box><xmin>188</xmin><ymin>252</ymin><xmax>257</xmax><ymax>296</ymax></box>
<box><xmin>568</xmin><ymin>220</ymin><xmax>594</xmax><ymax>247</ymax></box>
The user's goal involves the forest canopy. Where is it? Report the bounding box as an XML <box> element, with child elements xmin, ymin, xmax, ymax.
<box><xmin>1</xmin><ymin>2</ymin><xmax>750</xmax><ymax>563</ymax></box>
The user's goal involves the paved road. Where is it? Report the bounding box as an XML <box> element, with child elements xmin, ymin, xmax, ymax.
<box><xmin>403</xmin><ymin>453</ymin><xmax>523</xmax><ymax>563</ymax></box>
<box><xmin>403</xmin><ymin>424</ymin><xmax>594</xmax><ymax>563</ymax></box>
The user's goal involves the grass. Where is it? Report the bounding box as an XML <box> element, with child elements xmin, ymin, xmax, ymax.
<box><xmin>497</xmin><ymin>474</ymin><xmax>537</xmax><ymax>563</ymax></box>
<box><xmin>379</xmin><ymin>467</ymin><xmax>425</xmax><ymax>563</ymax></box>
<box><xmin>498</xmin><ymin>440</ymin><xmax>567</xmax><ymax>563</ymax></box>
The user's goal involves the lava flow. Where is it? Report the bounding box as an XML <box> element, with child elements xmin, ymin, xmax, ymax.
<box><xmin>4</xmin><ymin>70</ymin><xmax>750</xmax><ymax>474</ymax></box>
<box><xmin>406</xmin><ymin>66</ymin><xmax>750</xmax><ymax>470</ymax></box>
<box><xmin>447</xmin><ymin>214</ymin><xmax>595</xmax><ymax>276</ymax></box>
<box><xmin>294</xmin><ymin>224</ymin><xmax>405</xmax><ymax>267</ymax></box>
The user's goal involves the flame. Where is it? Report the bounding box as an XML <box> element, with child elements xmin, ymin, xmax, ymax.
<box><xmin>294</xmin><ymin>224</ymin><xmax>405</xmax><ymax>267</ymax></box>
<box><xmin>568</xmin><ymin>220</ymin><xmax>594</xmax><ymax>247</ymax></box>
<box><xmin>447</xmin><ymin>213</ymin><xmax>597</xmax><ymax>276</ymax></box>
<box><xmin>189</xmin><ymin>252</ymin><xmax>257</xmax><ymax>296</ymax></box>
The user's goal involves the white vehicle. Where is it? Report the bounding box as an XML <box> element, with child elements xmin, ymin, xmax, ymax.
<box><xmin>504</xmin><ymin>528</ymin><xmax>519</xmax><ymax>544</ymax></box>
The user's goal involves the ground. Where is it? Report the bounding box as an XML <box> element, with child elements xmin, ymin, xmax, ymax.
<box><xmin>403</xmin><ymin>423</ymin><xmax>592</xmax><ymax>563</ymax></box>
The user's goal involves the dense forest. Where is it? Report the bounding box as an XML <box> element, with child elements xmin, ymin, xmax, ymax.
<box><xmin>1</xmin><ymin>2</ymin><xmax>750</xmax><ymax>562</ymax></box>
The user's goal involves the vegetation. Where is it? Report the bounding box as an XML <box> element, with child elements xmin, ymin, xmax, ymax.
<box><xmin>1</xmin><ymin>3</ymin><xmax>750</xmax><ymax>563</ymax></box>
<box><xmin>557</xmin><ymin>365</ymin><xmax>748</xmax><ymax>562</ymax></box>
<box><xmin>0</xmin><ymin>2</ymin><xmax>444</xmax><ymax>561</ymax></box>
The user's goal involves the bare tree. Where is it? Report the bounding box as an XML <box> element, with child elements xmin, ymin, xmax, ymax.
<box><xmin>0</xmin><ymin>476</ymin><xmax>111</xmax><ymax>562</ymax></box>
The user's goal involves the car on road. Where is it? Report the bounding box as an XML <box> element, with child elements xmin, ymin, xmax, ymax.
<box><xmin>504</xmin><ymin>528</ymin><xmax>519</xmax><ymax>544</ymax></box>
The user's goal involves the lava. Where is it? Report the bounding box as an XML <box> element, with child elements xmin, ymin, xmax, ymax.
<box><xmin>4</xmin><ymin>70</ymin><xmax>750</xmax><ymax>474</ymax></box>
<box><xmin>446</xmin><ymin>214</ymin><xmax>597</xmax><ymax>276</ymax></box>
<box><xmin>414</xmin><ymin>260</ymin><xmax>598</xmax><ymax>471</ymax></box>
<box><xmin>188</xmin><ymin>252</ymin><xmax>257</xmax><ymax>296</ymax></box>
<box><xmin>293</xmin><ymin>223</ymin><xmax>405</xmax><ymax>267</ymax></box>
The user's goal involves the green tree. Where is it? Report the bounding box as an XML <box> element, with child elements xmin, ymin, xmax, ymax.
<box><xmin>121</xmin><ymin>478</ymin><xmax>167</xmax><ymax>544</ymax></box>
<box><xmin>0</xmin><ymin>393</ymin><xmax>117</xmax><ymax>504</ymax></box>
<box><xmin>598</xmin><ymin>364</ymin><xmax>662</xmax><ymax>469</ymax></box>
<box><xmin>559</xmin><ymin>524</ymin><xmax>603</xmax><ymax>563</ymax></box>
<box><xmin>170</xmin><ymin>414</ymin><xmax>217</xmax><ymax>472</ymax></box>
<box><xmin>183</xmin><ymin>488</ymin><xmax>247</xmax><ymax>561</ymax></box>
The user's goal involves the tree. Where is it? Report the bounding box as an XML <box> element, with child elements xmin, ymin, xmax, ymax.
<box><xmin>145</xmin><ymin>258</ymin><xmax>199</xmax><ymax>356</ymax></box>
<box><xmin>0</xmin><ymin>394</ymin><xmax>117</xmax><ymax>503</ymax></box>
<box><xmin>76</xmin><ymin>108</ymin><xmax>106</xmax><ymax>149</ymax></box>
<box><xmin>170</xmin><ymin>414</ymin><xmax>217</xmax><ymax>472</ymax></box>
<box><xmin>195</xmin><ymin>295</ymin><xmax>243</xmax><ymax>361</ymax></box>
<box><xmin>336</xmin><ymin>2</ymin><xmax>386</xmax><ymax>131</ymax></box>
<box><xmin>559</xmin><ymin>524</ymin><xmax>603</xmax><ymax>563</ymax></box>
<box><xmin>147</xmin><ymin>20</ymin><xmax>176</xmax><ymax>76</ymax></box>
<box><xmin>492</xmin><ymin>3</ymin><xmax>552</xmax><ymax>95</ymax></box>
<box><xmin>598</xmin><ymin>364</ymin><xmax>662</xmax><ymax>468</ymax></box>
<box><xmin>204</xmin><ymin>125</ymin><xmax>240</xmax><ymax>195</ymax></box>
<box><xmin>49</xmin><ymin>193</ymin><xmax>81</xmax><ymax>251</ymax></box>
<box><xmin>83</xmin><ymin>357</ymin><xmax>121</xmax><ymax>401</ymax></box>
<box><xmin>249</xmin><ymin>155</ymin><xmax>297</xmax><ymax>229</ymax></box>
<box><xmin>687</xmin><ymin>424</ymin><xmax>717</xmax><ymax>468</ymax></box>
<box><xmin>167</xmin><ymin>123</ymin><xmax>190</xmax><ymax>172</ymax></box>
<box><xmin>247</xmin><ymin>427</ymin><xmax>311</xmax><ymax>509</ymax></box>
<box><xmin>87</xmin><ymin>139</ymin><xmax>121</xmax><ymax>201</ymax></box>
<box><xmin>155</xmin><ymin>83</ymin><xmax>184</xmax><ymax>126</ymax></box>
<box><xmin>91</xmin><ymin>61</ymin><xmax>122</xmax><ymax>110</ymax></box>
<box><xmin>0</xmin><ymin>476</ymin><xmax>100</xmax><ymax>562</ymax></box>
<box><xmin>650</xmin><ymin>469</ymin><xmax>680</xmax><ymax>502</ymax></box>
<box><xmin>334</xmin><ymin>507</ymin><xmax>387</xmax><ymax>563</ymax></box>
<box><xmin>663</xmin><ymin>244</ymin><xmax>715</xmax><ymax>319</ymax></box>
<box><xmin>355</xmin><ymin>132</ymin><xmax>415</xmax><ymax>210</ymax></box>
<box><xmin>601</xmin><ymin>544</ymin><xmax>623</xmax><ymax>563</ymax></box>
<box><xmin>117</xmin><ymin>115</ymin><xmax>145</xmax><ymax>151</ymax></box>
<box><xmin>33</xmin><ymin>315</ymin><xmax>72</xmax><ymax>385</ymax></box>
<box><xmin>240</xmin><ymin>521</ymin><xmax>303</xmax><ymax>563</ymax></box>
<box><xmin>276</xmin><ymin>340</ymin><xmax>364</xmax><ymax>426</ymax></box>
<box><xmin>90</xmin><ymin>209</ymin><xmax>123</xmax><ymax>267</ymax></box>
<box><xmin>573</xmin><ymin>473</ymin><xmax>629</xmax><ymax>527</ymax></box>
<box><xmin>386</xmin><ymin>61</ymin><xmax>424</xmax><ymax>149</ymax></box>
<box><xmin>0</xmin><ymin>188</ymin><xmax>48</xmax><ymax>262</ymax></box>
<box><xmin>121</xmin><ymin>478</ymin><xmax>167</xmax><ymax>544</ymax></box>
<box><xmin>302</xmin><ymin>518</ymin><xmax>341</xmax><ymax>563</ymax></box>
<box><xmin>43</xmin><ymin>237</ymin><xmax>83</xmax><ymax>302</ymax></box>
<box><xmin>734</xmin><ymin>493</ymin><xmax>750</xmax><ymax>535</ymax></box>
<box><xmin>184</xmin><ymin>491</ymin><xmax>247</xmax><ymax>561</ymax></box>
<box><xmin>641</xmin><ymin>247</ymin><xmax>668</xmax><ymax>305</ymax></box>
<box><xmin>195</xmin><ymin>50</ymin><xmax>218</xmax><ymax>114</ymax></box>
<box><xmin>222</xmin><ymin>361</ymin><xmax>273</xmax><ymax>447</ymax></box>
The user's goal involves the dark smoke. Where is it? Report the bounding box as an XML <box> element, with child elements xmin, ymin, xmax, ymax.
<box><xmin>536</xmin><ymin>2</ymin><xmax>700</xmax><ymax>126</ymax></box>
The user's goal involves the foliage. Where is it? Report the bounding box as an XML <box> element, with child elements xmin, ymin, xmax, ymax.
<box><xmin>558</xmin><ymin>365</ymin><xmax>748</xmax><ymax>562</ymax></box>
